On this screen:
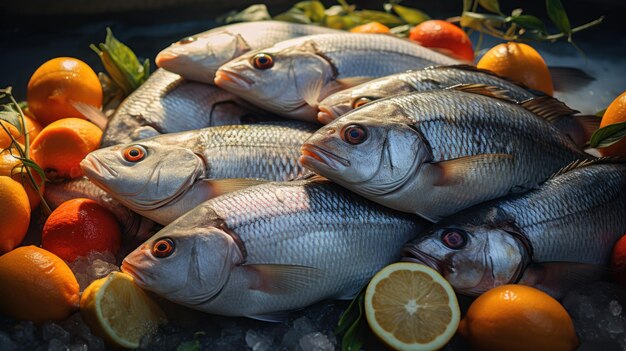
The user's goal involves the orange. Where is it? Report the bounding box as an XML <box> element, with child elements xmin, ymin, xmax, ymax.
<box><xmin>42</xmin><ymin>198</ymin><xmax>121</xmax><ymax>262</ymax></box>
<box><xmin>598</xmin><ymin>91</ymin><xmax>626</xmax><ymax>157</ymax></box>
<box><xmin>30</xmin><ymin>118</ymin><xmax>102</xmax><ymax>180</ymax></box>
<box><xmin>27</xmin><ymin>57</ymin><xmax>103</xmax><ymax>126</ymax></box>
<box><xmin>0</xmin><ymin>147</ymin><xmax>45</xmax><ymax>210</ymax></box>
<box><xmin>0</xmin><ymin>115</ymin><xmax>41</xmax><ymax>149</ymax></box>
<box><xmin>458</xmin><ymin>284</ymin><xmax>578</xmax><ymax>351</ymax></box>
<box><xmin>0</xmin><ymin>246</ymin><xmax>79</xmax><ymax>323</ymax></box>
<box><xmin>350</xmin><ymin>22</ymin><xmax>391</xmax><ymax>34</ymax></box>
<box><xmin>477</xmin><ymin>42</ymin><xmax>554</xmax><ymax>95</ymax></box>
<box><xmin>611</xmin><ymin>234</ymin><xmax>626</xmax><ymax>286</ymax></box>
<box><xmin>409</xmin><ymin>20</ymin><xmax>474</xmax><ymax>62</ymax></box>
<box><xmin>0</xmin><ymin>176</ymin><xmax>31</xmax><ymax>254</ymax></box>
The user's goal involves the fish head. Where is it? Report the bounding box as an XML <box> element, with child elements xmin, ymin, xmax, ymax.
<box><xmin>122</xmin><ymin>212</ymin><xmax>244</xmax><ymax>305</ymax></box>
<box><xmin>156</xmin><ymin>31</ymin><xmax>252</xmax><ymax>83</ymax></box>
<box><xmin>80</xmin><ymin>139</ymin><xmax>206</xmax><ymax>212</ymax></box>
<box><xmin>318</xmin><ymin>79</ymin><xmax>413</xmax><ymax>124</ymax></box>
<box><xmin>404</xmin><ymin>221</ymin><xmax>530</xmax><ymax>295</ymax></box>
<box><xmin>215</xmin><ymin>40</ymin><xmax>334</xmax><ymax>116</ymax></box>
<box><xmin>301</xmin><ymin>102</ymin><xmax>429</xmax><ymax>197</ymax></box>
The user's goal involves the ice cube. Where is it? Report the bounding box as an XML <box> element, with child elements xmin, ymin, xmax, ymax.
<box><xmin>48</xmin><ymin>337</ymin><xmax>70</xmax><ymax>351</ymax></box>
<box><xmin>245</xmin><ymin>329</ymin><xmax>273</xmax><ymax>351</ymax></box>
<box><xmin>281</xmin><ymin>317</ymin><xmax>316</xmax><ymax>349</ymax></box>
<box><xmin>298</xmin><ymin>332</ymin><xmax>335</xmax><ymax>351</ymax></box>
<box><xmin>87</xmin><ymin>258</ymin><xmax>119</xmax><ymax>279</ymax></box>
<box><xmin>11</xmin><ymin>320</ymin><xmax>35</xmax><ymax>344</ymax></box>
<box><xmin>42</xmin><ymin>322</ymin><xmax>70</xmax><ymax>344</ymax></box>
<box><xmin>610</xmin><ymin>300</ymin><xmax>623</xmax><ymax>317</ymax></box>
<box><xmin>69</xmin><ymin>343</ymin><xmax>89</xmax><ymax>351</ymax></box>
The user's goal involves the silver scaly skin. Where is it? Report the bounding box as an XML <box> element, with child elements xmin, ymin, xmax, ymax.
<box><xmin>156</xmin><ymin>21</ymin><xmax>341</xmax><ymax>84</ymax></box>
<box><xmin>82</xmin><ymin>122</ymin><xmax>315</xmax><ymax>225</ymax></box>
<box><xmin>121</xmin><ymin>178</ymin><xmax>425</xmax><ymax>320</ymax></box>
<box><xmin>101</xmin><ymin>69</ymin><xmax>256</xmax><ymax>146</ymax></box>
<box><xmin>403</xmin><ymin>163</ymin><xmax>626</xmax><ymax>296</ymax></box>
<box><xmin>215</xmin><ymin>33</ymin><xmax>459</xmax><ymax>122</ymax></box>
<box><xmin>301</xmin><ymin>89</ymin><xmax>591</xmax><ymax>222</ymax></box>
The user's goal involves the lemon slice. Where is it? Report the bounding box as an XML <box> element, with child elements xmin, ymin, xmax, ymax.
<box><xmin>80</xmin><ymin>271</ymin><xmax>167</xmax><ymax>348</ymax></box>
<box><xmin>364</xmin><ymin>262</ymin><xmax>460</xmax><ymax>351</ymax></box>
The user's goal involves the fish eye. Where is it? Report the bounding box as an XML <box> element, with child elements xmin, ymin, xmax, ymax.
<box><xmin>252</xmin><ymin>53</ymin><xmax>274</xmax><ymax>70</ymax></box>
<box><xmin>352</xmin><ymin>97</ymin><xmax>373</xmax><ymax>109</ymax></box>
<box><xmin>177</xmin><ymin>36</ymin><xmax>197</xmax><ymax>45</ymax></box>
<box><xmin>342</xmin><ymin>125</ymin><xmax>368</xmax><ymax>145</ymax></box>
<box><xmin>441</xmin><ymin>229</ymin><xmax>467</xmax><ymax>250</ymax></box>
<box><xmin>123</xmin><ymin>146</ymin><xmax>146</xmax><ymax>162</ymax></box>
<box><xmin>152</xmin><ymin>238</ymin><xmax>175</xmax><ymax>258</ymax></box>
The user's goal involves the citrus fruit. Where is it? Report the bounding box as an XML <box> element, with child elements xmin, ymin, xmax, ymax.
<box><xmin>477</xmin><ymin>42</ymin><xmax>554</xmax><ymax>95</ymax></box>
<box><xmin>409</xmin><ymin>20</ymin><xmax>474</xmax><ymax>62</ymax></box>
<box><xmin>0</xmin><ymin>246</ymin><xmax>80</xmax><ymax>322</ymax></box>
<box><xmin>458</xmin><ymin>284</ymin><xmax>578</xmax><ymax>351</ymax></box>
<box><xmin>80</xmin><ymin>271</ymin><xmax>167</xmax><ymax>348</ymax></box>
<box><xmin>42</xmin><ymin>198</ymin><xmax>121</xmax><ymax>262</ymax></box>
<box><xmin>0</xmin><ymin>176</ymin><xmax>31</xmax><ymax>254</ymax></box>
<box><xmin>0</xmin><ymin>115</ymin><xmax>42</xmax><ymax>149</ymax></box>
<box><xmin>364</xmin><ymin>262</ymin><xmax>460</xmax><ymax>351</ymax></box>
<box><xmin>30</xmin><ymin>117</ymin><xmax>102</xmax><ymax>180</ymax></box>
<box><xmin>598</xmin><ymin>91</ymin><xmax>626</xmax><ymax>157</ymax></box>
<box><xmin>611</xmin><ymin>234</ymin><xmax>626</xmax><ymax>286</ymax></box>
<box><xmin>350</xmin><ymin>22</ymin><xmax>391</xmax><ymax>34</ymax></box>
<box><xmin>27</xmin><ymin>57</ymin><xmax>103</xmax><ymax>126</ymax></box>
<box><xmin>0</xmin><ymin>147</ymin><xmax>45</xmax><ymax>210</ymax></box>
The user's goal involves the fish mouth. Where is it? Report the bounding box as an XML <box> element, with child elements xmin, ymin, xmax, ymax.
<box><xmin>300</xmin><ymin>143</ymin><xmax>351</xmax><ymax>171</ymax></box>
<box><xmin>214</xmin><ymin>69</ymin><xmax>254</xmax><ymax>90</ymax></box>
<box><xmin>80</xmin><ymin>155</ymin><xmax>118</xmax><ymax>179</ymax></box>
<box><xmin>317</xmin><ymin>104</ymin><xmax>351</xmax><ymax>124</ymax></box>
<box><xmin>401</xmin><ymin>246</ymin><xmax>444</xmax><ymax>273</ymax></box>
<box><xmin>121</xmin><ymin>259</ymin><xmax>147</xmax><ymax>287</ymax></box>
<box><xmin>155</xmin><ymin>51</ymin><xmax>179</xmax><ymax>69</ymax></box>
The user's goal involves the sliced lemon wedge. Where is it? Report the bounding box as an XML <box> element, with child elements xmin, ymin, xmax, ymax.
<box><xmin>80</xmin><ymin>271</ymin><xmax>167</xmax><ymax>348</ymax></box>
<box><xmin>365</xmin><ymin>262</ymin><xmax>460</xmax><ymax>351</ymax></box>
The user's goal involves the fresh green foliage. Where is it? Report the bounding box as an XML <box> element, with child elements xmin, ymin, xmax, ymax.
<box><xmin>90</xmin><ymin>28</ymin><xmax>150</xmax><ymax>98</ymax></box>
<box><xmin>589</xmin><ymin>122</ymin><xmax>626</xmax><ymax>149</ymax></box>
<box><xmin>336</xmin><ymin>286</ymin><xmax>368</xmax><ymax>351</ymax></box>
<box><xmin>175</xmin><ymin>331</ymin><xmax>205</xmax><ymax>351</ymax></box>
<box><xmin>220</xmin><ymin>4</ymin><xmax>272</xmax><ymax>23</ymax></box>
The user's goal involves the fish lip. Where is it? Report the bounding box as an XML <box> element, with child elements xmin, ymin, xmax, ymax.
<box><xmin>80</xmin><ymin>155</ymin><xmax>118</xmax><ymax>179</ymax></box>
<box><xmin>300</xmin><ymin>143</ymin><xmax>351</xmax><ymax>171</ymax></box>
<box><xmin>317</xmin><ymin>106</ymin><xmax>338</xmax><ymax>124</ymax></box>
<box><xmin>214</xmin><ymin>69</ymin><xmax>254</xmax><ymax>90</ymax></box>
<box><xmin>401</xmin><ymin>246</ymin><xmax>444</xmax><ymax>273</ymax></box>
<box><xmin>121</xmin><ymin>259</ymin><xmax>147</xmax><ymax>287</ymax></box>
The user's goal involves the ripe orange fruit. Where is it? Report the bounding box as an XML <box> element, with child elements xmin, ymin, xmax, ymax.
<box><xmin>477</xmin><ymin>42</ymin><xmax>554</xmax><ymax>95</ymax></box>
<box><xmin>0</xmin><ymin>246</ymin><xmax>80</xmax><ymax>323</ymax></box>
<box><xmin>0</xmin><ymin>115</ymin><xmax>41</xmax><ymax>149</ymax></box>
<box><xmin>350</xmin><ymin>22</ymin><xmax>391</xmax><ymax>34</ymax></box>
<box><xmin>30</xmin><ymin>118</ymin><xmax>102</xmax><ymax>180</ymax></box>
<box><xmin>598</xmin><ymin>91</ymin><xmax>626</xmax><ymax>157</ymax></box>
<box><xmin>458</xmin><ymin>284</ymin><xmax>578</xmax><ymax>351</ymax></box>
<box><xmin>27</xmin><ymin>57</ymin><xmax>103</xmax><ymax>126</ymax></box>
<box><xmin>409</xmin><ymin>20</ymin><xmax>474</xmax><ymax>62</ymax></box>
<box><xmin>611</xmin><ymin>234</ymin><xmax>626</xmax><ymax>286</ymax></box>
<box><xmin>0</xmin><ymin>176</ymin><xmax>31</xmax><ymax>254</ymax></box>
<box><xmin>0</xmin><ymin>147</ymin><xmax>45</xmax><ymax>210</ymax></box>
<box><xmin>42</xmin><ymin>198</ymin><xmax>121</xmax><ymax>262</ymax></box>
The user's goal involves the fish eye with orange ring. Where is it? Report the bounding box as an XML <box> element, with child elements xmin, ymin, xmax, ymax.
<box><xmin>152</xmin><ymin>238</ymin><xmax>175</xmax><ymax>258</ymax></box>
<box><xmin>351</xmin><ymin>97</ymin><xmax>373</xmax><ymax>109</ymax></box>
<box><xmin>252</xmin><ymin>53</ymin><xmax>274</xmax><ymax>70</ymax></box>
<box><xmin>123</xmin><ymin>145</ymin><xmax>146</xmax><ymax>162</ymax></box>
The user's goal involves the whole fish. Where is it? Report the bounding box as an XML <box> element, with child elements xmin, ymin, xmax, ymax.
<box><xmin>82</xmin><ymin>122</ymin><xmax>315</xmax><ymax>225</ymax></box>
<box><xmin>156</xmin><ymin>21</ymin><xmax>340</xmax><ymax>84</ymax></box>
<box><xmin>402</xmin><ymin>161</ymin><xmax>626</xmax><ymax>298</ymax></box>
<box><xmin>44</xmin><ymin>178</ymin><xmax>158</xmax><ymax>244</ymax></box>
<box><xmin>300</xmin><ymin>87</ymin><xmax>591</xmax><ymax>222</ymax></box>
<box><xmin>121</xmin><ymin>177</ymin><xmax>425</xmax><ymax>320</ymax></box>
<box><xmin>101</xmin><ymin>68</ymin><xmax>256</xmax><ymax>147</ymax></box>
<box><xmin>215</xmin><ymin>33</ymin><xmax>459</xmax><ymax>122</ymax></box>
<box><xmin>318</xmin><ymin>65</ymin><xmax>599</xmax><ymax>146</ymax></box>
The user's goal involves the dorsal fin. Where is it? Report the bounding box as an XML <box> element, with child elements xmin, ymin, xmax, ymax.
<box><xmin>447</xmin><ymin>83</ymin><xmax>514</xmax><ymax>103</ymax></box>
<box><xmin>520</xmin><ymin>96</ymin><xmax>580</xmax><ymax>123</ymax></box>
<box><xmin>428</xmin><ymin>64</ymin><xmax>538</xmax><ymax>92</ymax></box>
<box><xmin>547</xmin><ymin>156</ymin><xmax>626</xmax><ymax>180</ymax></box>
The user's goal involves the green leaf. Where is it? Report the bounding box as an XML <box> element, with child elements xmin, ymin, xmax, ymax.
<box><xmin>460</xmin><ymin>11</ymin><xmax>506</xmax><ymax>31</ymax></box>
<box><xmin>274</xmin><ymin>1</ymin><xmax>326</xmax><ymax>24</ymax></box>
<box><xmin>546</xmin><ymin>0</ymin><xmax>571</xmax><ymax>35</ymax></box>
<box><xmin>353</xmin><ymin>10</ymin><xmax>404</xmax><ymax>27</ymax></box>
<box><xmin>508</xmin><ymin>14</ymin><xmax>548</xmax><ymax>34</ymax></box>
<box><xmin>463</xmin><ymin>0</ymin><xmax>474</xmax><ymax>13</ymax></box>
<box><xmin>176</xmin><ymin>339</ymin><xmax>200</xmax><ymax>351</ymax></box>
<box><xmin>595</xmin><ymin>108</ymin><xmax>607</xmax><ymax>117</ymax></box>
<box><xmin>223</xmin><ymin>4</ymin><xmax>271</xmax><ymax>23</ymax></box>
<box><xmin>15</xmin><ymin>157</ymin><xmax>47</xmax><ymax>184</ymax></box>
<box><xmin>478</xmin><ymin>0</ymin><xmax>502</xmax><ymax>14</ymax></box>
<box><xmin>337</xmin><ymin>289</ymin><xmax>368</xmax><ymax>351</ymax></box>
<box><xmin>391</xmin><ymin>4</ymin><xmax>430</xmax><ymax>25</ymax></box>
<box><xmin>589</xmin><ymin>121</ymin><xmax>626</xmax><ymax>148</ymax></box>
<box><xmin>0</xmin><ymin>103</ymin><xmax>21</xmax><ymax>130</ymax></box>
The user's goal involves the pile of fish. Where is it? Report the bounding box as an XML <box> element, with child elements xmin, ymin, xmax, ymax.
<box><xmin>44</xmin><ymin>21</ymin><xmax>626</xmax><ymax>320</ymax></box>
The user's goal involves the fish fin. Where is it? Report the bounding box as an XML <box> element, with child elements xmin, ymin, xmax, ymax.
<box><xmin>130</xmin><ymin>126</ymin><xmax>161</xmax><ymax>141</ymax></box>
<box><xmin>547</xmin><ymin>157</ymin><xmax>626</xmax><ymax>181</ymax></box>
<box><xmin>518</xmin><ymin>262</ymin><xmax>609</xmax><ymax>299</ymax></box>
<box><xmin>290</xmin><ymin>173</ymin><xmax>329</xmax><ymax>183</ymax></box>
<box><xmin>299</xmin><ymin>75</ymin><xmax>325</xmax><ymax>107</ymax></box>
<box><xmin>336</xmin><ymin>77</ymin><xmax>372</xmax><ymax>88</ymax></box>
<box><xmin>203</xmin><ymin>178</ymin><xmax>268</xmax><ymax>198</ymax></box>
<box><xmin>246</xmin><ymin>311</ymin><xmax>290</xmax><ymax>323</ymax></box>
<box><xmin>432</xmin><ymin>154</ymin><xmax>515</xmax><ymax>186</ymax></box>
<box><xmin>519</xmin><ymin>96</ymin><xmax>579</xmax><ymax>123</ymax></box>
<box><xmin>549</xmin><ymin>66</ymin><xmax>595</xmax><ymax>92</ymax></box>
<box><xmin>570</xmin><ymin>114</ymin><xmax>601</xmax><ymax>141</ymax></box>
<box><xmin>552</xmin><ymin>114</ymin><xmax>601</xmax><ymax>147</ymax></box>
<box><xmin>447</xmin><ymin>84</ymin><xmax>514</xmax><ymax>103</ymax></box>
<box><xmin>244</xmin><ymin>264</ymin><xmax>323</xmax><ymax>295</ymax></box>
<box><xmin>72</xmin><ymin>102</ymin><xmax>108</xmax><ymax>130</ymax></box>
<box><xmin>431</xmin><ymin>64</ymin><xmax>539</xmax><ymax>92</ymax></box>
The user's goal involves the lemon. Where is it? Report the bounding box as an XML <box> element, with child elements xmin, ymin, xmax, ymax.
<box><xmin>364</xmin><ymin>262</ymin><xmax>460</xmax><ymax>351</ymax></box>
<box><xmin>80</xmin><ymin>271</ymin><xmax>167</xmax><ymax>348</ymax></box>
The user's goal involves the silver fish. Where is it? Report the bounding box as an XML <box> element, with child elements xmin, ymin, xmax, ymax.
<box><xmin>215</xmin><ymin>33</ymin><xmax>459</xmax><ymax>122</ymax></box>
<box><xmin>402</xmin><ymin>161</ymin><xmax>626</xmax><ymax>297</ymax></box>
<box><xmin>101</xmin><ymin>68</ymin><xmax>256</xmax><ymax>147</ymax></box>
<box><xmin>156</xmin><ymin>21</ymin><xmax>340</xmax><ymax>84</ymax></box>
<box><xmin>301</xmin><ymin>87</ymin><xmax>591</xmax><ymax>222</ymax></box>
<box><xmin>121</xmin><ymin>177</ymin><xmax>425</xmax><ymax>320</ymax></box>
<box><xmin>82</xmin><ymin>122</ymin><xmax>315</xmax><ymax>225</ymax></box>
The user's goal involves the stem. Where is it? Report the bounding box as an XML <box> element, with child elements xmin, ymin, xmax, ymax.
<box><xmin>545</xmin><ymin>16</ymin><xmax>603</xmax><ymax>40</ymax></box>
